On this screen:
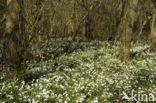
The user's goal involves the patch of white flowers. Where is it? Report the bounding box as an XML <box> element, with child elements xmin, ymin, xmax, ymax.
<box><xmin>0</xmin><ymin>41</ymin><xmax>156</xmax><ymax>102</ymax></box>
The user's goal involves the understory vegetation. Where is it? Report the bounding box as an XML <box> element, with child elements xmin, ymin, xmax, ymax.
<box><xmin>0</xmin><ymin>40</ymin><xmax>156</xmax><ymax>103</ymax></box>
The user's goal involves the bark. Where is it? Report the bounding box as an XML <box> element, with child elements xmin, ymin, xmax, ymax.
<box><xmin>4</xmin><ymin>0</ymin><xmax>27</xmax><ymax>80</ymax></box>
<box><xmin>136</xmin><ymin>20</ymin><xmax>147</xmax><ymax>45</ymax></box>
<box><xmin>119</xmin><ymin>22</ymin><xmax>132</xmax><ymax>61</ymax></box>
<box><xmin>0</xmin><ymin>0</ymin><xmax>6</xmax><ymax>37</ymax></box>
<box><xmin>150</xmin><ymin>10</ymin><xmax>156</xmax><ymax>52</ymax></box>
<box><xmin>150</xmin><ymin>27</ymin><xmax>156</xmax><ymax>52</ymax></box>
<box><xmin>119</xmin><ymin>0</ymin><xmax>138</xmax><ymax>61</ymax></box>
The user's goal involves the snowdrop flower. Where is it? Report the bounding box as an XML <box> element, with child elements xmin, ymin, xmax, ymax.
<box><xmin>91</xmin><ymin>97</ymin><xmax>98</xmax><ymax>103</ymax></box>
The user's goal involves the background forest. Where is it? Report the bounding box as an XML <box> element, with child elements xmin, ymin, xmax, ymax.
<box><xmin>0</xmin><ymin>0</ymin><xmax>156</xmax><ymax>102</ymax></box>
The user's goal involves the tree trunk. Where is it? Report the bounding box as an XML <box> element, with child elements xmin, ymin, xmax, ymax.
<box><xmin>85</xmin><ymin>13</ymin><xmax>93</xmax><ymax>42</ymax></box>
<box><xmin>150</xmin><ymin>10</ymin><xmax>156</xmax><ymax>52</ymax></box>
<box><xmin>0</xmin><ymin>0</ymin><xmax>6</xmax><ymax>55</ymax></box>
<box><xmin>0</xmin><ymin>0</ymin><xmax>6</xmax><ymax>37</ymax></box>
<box><xmin>119</xmin><ymin>0</ymin><xmax>138</xmax><ymax>61</ymax></box>
<box><xmin>17</xmin><ymin>0</ymin><xmax>27</xmax><ymax>80</ymax></box>
<box><xmin>119</xmin><ymin>0</ymin><xmax>131</xmax><ymax>61</ymax></box>
<box><xmin>150</xmin><ymin>27</ymin><xmax>156</xmax><ymax>52</ymax></box>
<box><xmin>119</xmin><ymin>25</ymin><xmax>132</xmax><ymax>61</ymax></box>
<box><xmin>5</xmin><ymin>0</ymin><xmax>27</xmax><ymax>80</ymax></box>
<box><xmin>4</xmin><ymin>0</ymin><xmax>19</xmax><ymax>79</ymax></box>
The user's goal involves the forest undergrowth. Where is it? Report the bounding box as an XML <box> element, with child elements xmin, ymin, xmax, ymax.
<box><xmin>0</xmin><ymin>39</ymin><xmax>156</xmax><ymax>103</ymax></box>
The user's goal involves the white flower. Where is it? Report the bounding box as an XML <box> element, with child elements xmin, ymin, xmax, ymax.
<box><xmin>91</xmin><ymin>97</ymin><xmax>98</xmax><ymax>103</ymax></box>
<box><xmin>36</xmin><ymin>95</ymin><xmax>40</xmax><ymax>98</ymax></box>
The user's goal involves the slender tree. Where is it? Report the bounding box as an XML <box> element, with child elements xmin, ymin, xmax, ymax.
<box><xmin>150</xmin><ymin>9</ymin><xmax>156</xmax><ymax>52</ymax></box>
<box><xmin>150</xmin><ymin>0</ymin><xmax>156</xmax><ymax>52</ymax></box>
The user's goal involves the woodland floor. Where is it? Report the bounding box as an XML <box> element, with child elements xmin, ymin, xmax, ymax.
<box><xmin>0</xmin><ymin>39</ymin><xmax>156</xmax><ymax>103</ymax></box>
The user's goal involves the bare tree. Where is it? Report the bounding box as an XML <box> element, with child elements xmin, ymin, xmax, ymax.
<box><xmin>1</xmin><ymin>0</ymin><xmax>51</xmax><ymax>80</ymax></box>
